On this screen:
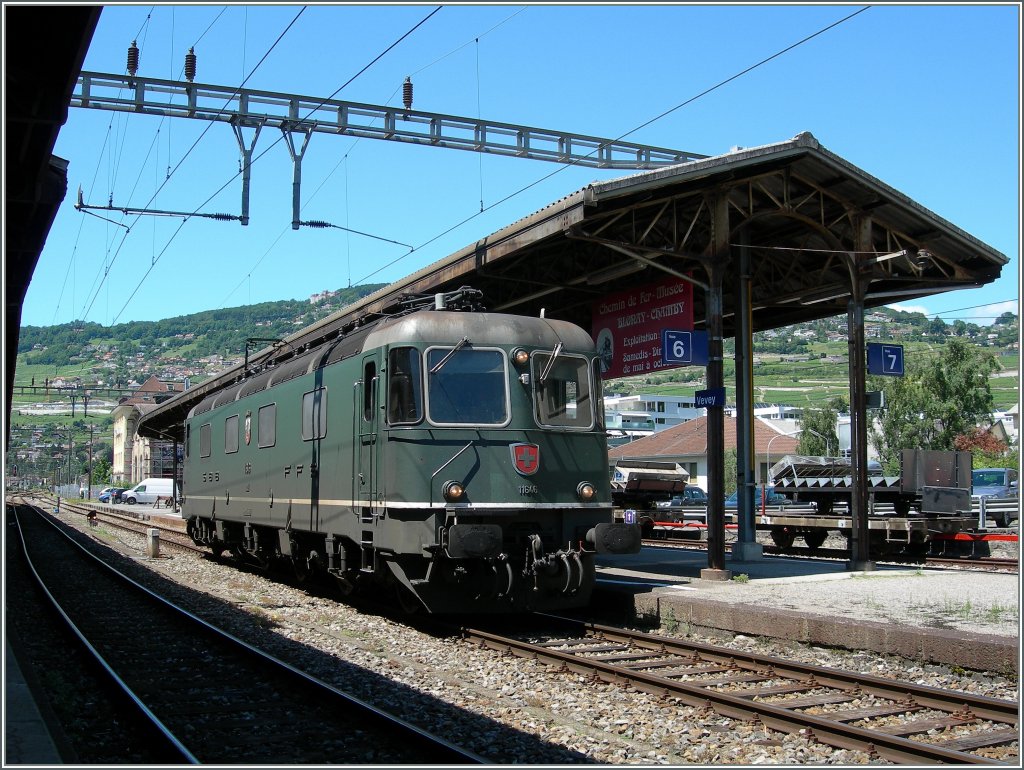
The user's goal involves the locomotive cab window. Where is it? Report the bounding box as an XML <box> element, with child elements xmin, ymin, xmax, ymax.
<box><xmin>426</xmin><ymin>347</ymin><xmax>508</xmax><ymax>426</ymax></box>
<box><xmin>199</xmin><ymin>423</ymin><xmax>212</xmax><ymax>458</ymax></box>
<box><xmin>302</xmin><ymin>387</ymin><xmax>328</xmax><ymax>440</ymax></box>
<box><xmin>258</xmin><ymin>403</ymin><xmax>276</xmax><ymax>448</ymax></box>
<box><xmin>533</xmin><ymin>352</ymin><xmax>594</xmax><ymax>429</ymax></box>
<box><xmin>224</xmin><ymin>414</ymin><xmax>239</xmax><ymax>454</ymax></box>
<box><xmin>387</xmin><ymin>347</ymin><xmax>422</xmax><ymax>424</ymax></box>
<box><xmin>363</xmin><ymin>361</ymin><xmax>377</xmax><ymax>422</ymax></box>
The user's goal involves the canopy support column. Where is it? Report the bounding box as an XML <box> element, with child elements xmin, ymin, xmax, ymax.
<box><xmin>733</xmin><ymin>231</ymin><xmax>762</xmax><ymax>561</ymax></box>
<box><xmin>702</xmin><ymin>193</ymin><xmax>731</xmax><ymax>581</ymax></box>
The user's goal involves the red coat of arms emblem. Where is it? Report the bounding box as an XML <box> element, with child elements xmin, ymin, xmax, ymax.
<box><xmin>510</xmin><ymin>443</ymin><xmax>540</xmax><ymax>476</ymax></box>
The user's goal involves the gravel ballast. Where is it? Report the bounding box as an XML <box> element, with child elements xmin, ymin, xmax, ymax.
<box><xmin>21</xmin><ymin>511</ymin><xmax>1021</xmax><ymax>764</ymax></box>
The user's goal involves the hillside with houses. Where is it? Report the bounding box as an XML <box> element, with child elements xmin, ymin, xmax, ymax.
<box><xmin>7</xmin><ymin>293</ymin><xmax>1018</xmax><ymax>493</ymax></box>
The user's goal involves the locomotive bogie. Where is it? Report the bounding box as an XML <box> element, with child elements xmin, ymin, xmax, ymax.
<box><xmin>182</xmin><ymin>310</ymin><xmax>640</xmax><ymax>612</ymax></box>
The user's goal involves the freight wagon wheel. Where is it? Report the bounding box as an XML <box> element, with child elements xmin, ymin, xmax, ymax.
<box><xmin>769</xmin><ymin>527</ymin><xmax>795</xmax><ymax>549</ymax></box>
<box><xmin>868</xmin><ymin>532</ymin><xmax>891</xmax><ymax>558</ymax></box>
<box><xmin>803</xmin><ymin>530</ymin><xmax>827</xmax><ymax>550</ymax></box>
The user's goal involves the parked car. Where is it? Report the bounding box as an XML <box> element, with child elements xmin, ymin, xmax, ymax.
<box><xmin>972</xmin><ymin>468</ymin><xmax>1018</xmax><ymax>500</ymax></box>
<box><xmin>98</xmin><ymin>487</ymin><xmax>126</xmax><ymax>504</ymax></box>
<box><xmin>972</xmin><ymin>467</ymin><xmax>1018</xmax><ymax>527</ymax></box>
<box><xmin>121</xmin><ymin>477</ymin><xmax>178</xmax><ymax>505</ymax></box>
<box><xmin>669</xmin><ymin>487</ymin><xmax>709</xmax><ymax>507</ymax></box>
<box><xmin>724</xmin><ymin>485</ymin><xmax>791</xmax><ymax>507</ymax></box>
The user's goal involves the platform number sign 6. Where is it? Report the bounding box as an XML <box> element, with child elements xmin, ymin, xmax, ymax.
<box><xmin>866</xmin><ymin>343</ymin><xmax>905</xmax><ymax>376</ymax></box>
<box><xmin>662</xmin><ymin>330</ymin><xmax>708</xmax><ymax>366</ymax></box>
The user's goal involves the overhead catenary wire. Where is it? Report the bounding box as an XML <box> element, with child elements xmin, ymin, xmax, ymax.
<box><xmin>353</xmin><ymin>5</ymin><xmax>873</xmax><ymax>286</ymax></box>
<box><xmin>118</xmin><ymin>5</ymin><xmax>443</xmax><ymax>321</ymax></box>
<box><xmin>216</xmin><ymin>6</ymin><xmax>445</xmax><ymax>309</ymax></box>
<box><xmin>92</xmin><ymin>7</ymin><xmax>308</xmax><ymax>323</ymax></box>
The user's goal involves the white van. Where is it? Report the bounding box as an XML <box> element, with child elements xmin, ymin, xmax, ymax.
<box><xmin>121</xmin><ymin>477</ymin><xmax>178</xmax><ymax>506</ymax></box>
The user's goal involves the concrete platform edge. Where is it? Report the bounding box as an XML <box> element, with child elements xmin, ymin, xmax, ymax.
<box><xmin>5</xmin><ymin>627</ymin><xmax>77</xmax><ymax>765</ymax></box>
<box><xmin>608</xmin><ymin>591</ymin><xmax>1019</xmax><ymax>675</ymax></box>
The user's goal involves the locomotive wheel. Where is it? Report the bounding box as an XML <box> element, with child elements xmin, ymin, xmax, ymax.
<box><xmin>770</xmin><ymin>528</ymin><xmax>796</xmax><ymax>549</ymax></box>
<box><xmin>394</xmin><ymin>583</ymin><xmax>423</xmax><ymax>614</ymax></box>
<box><xmin>803</xmin><ymin>530</ymin><xmax>828</xmax><ymax>550</ymax></box>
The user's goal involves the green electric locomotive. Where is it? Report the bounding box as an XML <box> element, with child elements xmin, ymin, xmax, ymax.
<box><xmin>182</xmin><ymin>296</ymin><xmax>640</xmax><ymax>612</ymax></box>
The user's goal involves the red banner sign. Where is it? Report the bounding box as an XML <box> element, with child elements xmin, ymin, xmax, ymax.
<box><xmin>591</xmin><ymin>277</ymin><xmax>694</xmax><ymax>379</ymax></box>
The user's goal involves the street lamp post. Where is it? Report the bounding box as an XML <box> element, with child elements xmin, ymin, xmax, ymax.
<box><xmin>804</xmin><ymin>427</ymin><xmax>833</xmax><ymax>458</ymax></box>
<box><xmin>763</xmin><ymin>429</ymin><xmax>802</xmax><ymax>517</ymax></box>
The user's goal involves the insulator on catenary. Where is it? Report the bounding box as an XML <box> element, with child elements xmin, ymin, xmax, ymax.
<box><xmin>402</xmin><ymin>76</ymin><xmax>413</xmax><ymax>111</ymax></box>
<box><xmin>303</xmin><ymin>220</ymin><xmax>331</xmax><ymax>229</ymax></box>
<box><xmin>127</xmin><ymin>40</ymin><xmax>140</xmax><ymax>77</ymax></box>
<box><xmin>184</xmin><ymin>47</ymin><xmax>197</xmax><ymax>82</ymax></box>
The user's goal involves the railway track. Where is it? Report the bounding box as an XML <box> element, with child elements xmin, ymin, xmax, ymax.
<box><xmin>460</xmin><ymin>616</ymin><xmax>1019</xmax><ymax>765</ymax></box>
<box><xmin>10</xmin><ymin>501</ymin><xmax>484</xmax><ymax>765</ymax></box>
<box><xmin>641</xmin><ymin>538</ymin><xmax>1019</xmax><ymax>573</ymax></box>
<box><xmin>49</xmin><ymin>498</ymin><xmax>203</xmax><ymax>553</ymax></box>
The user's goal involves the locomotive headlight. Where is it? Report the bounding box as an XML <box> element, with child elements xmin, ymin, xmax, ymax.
<box><xmin>443</xmin><ymin>480</ymin><xmax>465</xmax><ymax>502</ymax></box>
<box><xmin>576</xmin><ymin>481</ymin><xmax>597</xmax><ymax>502</ymax></box>
<box><xmin>510</xmin><ymin>347</ymin><xmax>530</xmax><ymax>367</ymax></box>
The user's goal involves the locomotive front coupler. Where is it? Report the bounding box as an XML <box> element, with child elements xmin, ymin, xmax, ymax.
<box><xmin>587</xmin><ymin>522</ymin><xmax>642</xmax><ymax>555</ymax></box>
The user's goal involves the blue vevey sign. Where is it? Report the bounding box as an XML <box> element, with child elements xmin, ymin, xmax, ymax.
<box><xmin>662</xmin><ymin>330</ymin><xmax>709</xmax><ymax>366</ymax></box>
<box><xmin>694</xmin><ymin>387</ymin><xmax>726</xmax><ymax>408</ymax></box>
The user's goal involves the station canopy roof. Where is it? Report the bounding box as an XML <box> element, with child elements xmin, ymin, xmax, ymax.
<box><xmin>138</xmin><ymin>131</ymin><xmax>1007</xmax><ymax>440</ymax></box>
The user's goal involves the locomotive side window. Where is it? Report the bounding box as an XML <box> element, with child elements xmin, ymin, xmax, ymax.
<box><xmin>258</xmin><ymin>403</ymin><xmax>276</xmax><ymax>448</ymax></box>
<box><xmin>593</xmin><ymin>360</ymin><xmax>606</xmax><ymax>430</ymax></box>
<box><xmin>387</xmin><ymin>347</ymin><xmax>422</xmax><ymax>424</ymax></box>
<box><xmin>302</xmin><ymin>387</ymin><xmax>328</xmax><ymax>440</ymax></box>
<box><xmin>185</xmin><ymin>424</ymin><xmax>190</xmax><ymax>458</ymax></box>
<box><xmin>224</xmin><ymin>414</ymin><xmax>239</xmax><ymax>454</ymax></box>
<box><xmin>199</xmin><ymin>423</ymin><xmax>212</xmax><ymax>458</ymax></box>
<box><xmin>533</xmin><ymin>353</ymin><xmax>594</xmax><ymax>429</ymax></box>
<box><xmin>426</xmin><ymin>347</ymin><xmax>508</xmax><ymax>426</ymax></box>
<box><xmin>363</xmin><ymin>362</ymin><xmax>377</xmax><ymax>422</ymax></box>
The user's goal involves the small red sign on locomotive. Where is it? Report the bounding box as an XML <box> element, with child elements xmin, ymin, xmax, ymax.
<box><xmin>510</xmin><ymin>443</ymin><xmax>540</xmax><ymax>476</ymax></box>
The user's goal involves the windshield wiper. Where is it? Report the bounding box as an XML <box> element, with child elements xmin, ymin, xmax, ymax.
<box><xmin>430</xmin><ymin>336</ymin><xmax>469</xmax><ymax>374</ymax></box>
<box><xmin>539</xmin><ymin>342</ymin><xmax>563</xmax><ymax>385</ymax></box>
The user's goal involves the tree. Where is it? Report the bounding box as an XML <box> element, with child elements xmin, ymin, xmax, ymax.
<box><xmin>953</xmin><ymin>427</ymin><xmax>1018</xmax><ymax>472</ymax></box>
<box><xmin>799</xmin><ymin>406</ymin><xmax>839</xmax><ymax>456</ymax></box>
<box><xmin>90</xmin><ymin>457</ymin><xmax>112</xmax><ymax>486</ymax></box>
<box><xmin>869</xmin><ymin>339</ymin><xmax>997</xmax><ymax>472</ymax></box>
<box><xmin>724</xmin><ymin>448</ymin><xmax>737</xmax><ymax>495</ymax></box>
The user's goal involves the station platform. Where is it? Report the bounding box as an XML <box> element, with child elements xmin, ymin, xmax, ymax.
<box><xmin>593</xmin><ymin>543</ymin><xmax>1019</xmax><ymax>674</ymax></box>
<box><xmin>5</xmin><ymin>638</ymin><xmax>67</xmax><ymax>765</ymax></box>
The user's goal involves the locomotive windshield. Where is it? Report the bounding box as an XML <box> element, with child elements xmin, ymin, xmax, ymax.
<box><xmin>532</xmin><ymin>353</ymin><xmax>594</xmax><ymax>429</ymax></box>
<box><xmin>426</xmin><ymin>347</ymin><xmax>508</xmax><ymax>425</ymax></box>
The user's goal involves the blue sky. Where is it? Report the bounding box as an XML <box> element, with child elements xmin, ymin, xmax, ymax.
<box><xmin>19</xmin><ymin>2</ymin><xmax>1021</xmax><ymax>329</ymax></box>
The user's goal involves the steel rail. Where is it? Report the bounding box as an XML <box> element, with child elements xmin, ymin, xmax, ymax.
<box><xmin>545</xmin><ymin>617</ymin><xmax>1019</xmax><ymax>725</ymax></box>
<box><xmin>11</xmin><ymin>503</ymin><xmax>200</xmax><ymax>764</ymax></box>
<box><xmin>461</xmin><ymin>619</ymin><xmax>1015</xmax><ymax>764</ymax></box>
<box><xmin>15</xmin><ymin>502</ymin><xmax>487</xmax><ymax>765</ymax></box>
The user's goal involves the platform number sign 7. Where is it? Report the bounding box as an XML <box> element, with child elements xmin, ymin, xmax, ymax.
<box><xmin>867</xmin><ymin>343</ymin><xmax>905</xmax><ymax>376</ymax></box>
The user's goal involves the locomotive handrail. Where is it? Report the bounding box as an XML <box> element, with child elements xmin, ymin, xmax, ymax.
<box><xmin>430</xmin><ymin>442</ymin><xmax>475</xmax><ymax>507</ymax></box>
